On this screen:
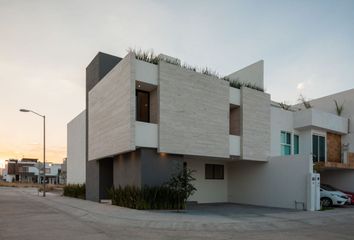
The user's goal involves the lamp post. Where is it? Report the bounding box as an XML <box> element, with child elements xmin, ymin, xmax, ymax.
<box><xmin>20</xmin><ymin>109</ymin><xmax>46</xmax><ymax>197</ymax></box>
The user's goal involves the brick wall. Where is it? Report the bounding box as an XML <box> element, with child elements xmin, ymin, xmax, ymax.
<box><xmin>327</xmin><ymin>132</ymin><xmax>341</xmax><ymax>163</ymax></box>
<box><xmin>348</xmin><ymin>152</ymin><xmax>354</xmax><ymax>164</ymax></box>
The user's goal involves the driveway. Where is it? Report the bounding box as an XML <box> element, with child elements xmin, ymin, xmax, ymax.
<box><xmin>1</xmin><ymin>187</ymin><xmax>354</xmax><ymax>240</ymax></box>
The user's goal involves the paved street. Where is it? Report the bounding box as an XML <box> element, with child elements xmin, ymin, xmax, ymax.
<box><xmin>1</xmin><ymin>187</ymin><xmax>354</xmax><ymax>239</ymax></box>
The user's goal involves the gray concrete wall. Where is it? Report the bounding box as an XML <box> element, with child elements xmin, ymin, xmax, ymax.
<box><xmin>227</xmin><ymin>60</ymin><xmax>264</xmax><ymax>89</ymax></box>
<box><xmin>88</xmin><ymin>53</ymin><xmax>136</xmax><ymax>160</ymax></box>
<box><xmin>241</xmin><ymin>87</ymin><xmax>271</xmax><ymax>161</ymax></box>
<box><xmin>140</xmin><ymin>148</ymin><xmax>182</xmax><ymax>186</ymax></box>
<box><xmin>67</xmin><ymin>110</ymin><xmax>86</xmax><ymax>184</ymax></box>
<box><xmin>113</xmin><ymin>150</ymin><xmax>142</xmax><ymax>188</ymax></box>
<box><xmin>158</xmin><ymin>61</ymin><xmax>229</xmax><ymax>158</ymax></box>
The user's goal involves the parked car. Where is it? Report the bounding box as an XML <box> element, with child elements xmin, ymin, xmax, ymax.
<box><xmin>320</xmin><ymin>184</ymin><xmax>351</xmax><ymax>207</ymax></box>
<box><xmin>321</xmin><ymin>184</ymin><xmax>354</xmax><ymax>205</ymax></box>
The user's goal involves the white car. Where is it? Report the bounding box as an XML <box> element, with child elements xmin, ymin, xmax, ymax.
<box><xmin>320</xmin><ymin>184</ymin><xmax>351</xmax><ymax>207</ymax></box>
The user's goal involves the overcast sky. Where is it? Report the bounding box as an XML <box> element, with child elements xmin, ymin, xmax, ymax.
<box><xmin>0</xmin><ymin>0</ymin><xmax>353</xmax><ymax>165</ymax></box>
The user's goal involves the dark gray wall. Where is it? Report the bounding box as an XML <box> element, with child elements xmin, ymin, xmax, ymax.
<box><xmin>86</xmin><ymin>160</ymin><xmax>99</xmax><ymax>202</ymax></box>
<box><xmin>140</xmin><ymin>148</ymin><xmax>182</xmax><ymax>186</ymax></box>
<box><xmin>112</xmin><ymin>148</ymin><xmax>183</xmax><ymax>188</ymax></box>
<box><xmin>85</xmin><ymin>52</ymin><xmax>121</xmax><ymax>201</ymax></box>
<box><xmin>113</xmin><ymin>150</ymin><xmax>141</xmax><ymax>187</ymax></box>
<box><xmin>99</xmin><ymin>158</ymin><xmax>113</xmax><ymax>199</ymax></box>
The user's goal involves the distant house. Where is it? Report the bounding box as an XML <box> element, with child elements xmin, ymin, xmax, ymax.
<box><xmin>2</xmin><ymin>158</ymin><xmax>63</xmax><ymax>184</ymax></box>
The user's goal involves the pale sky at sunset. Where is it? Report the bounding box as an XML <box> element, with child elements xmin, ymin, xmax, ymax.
<box><xmin>0</xmin><ymin>0</ymin><xmax>353</xmax><ymax>165</ymax></box>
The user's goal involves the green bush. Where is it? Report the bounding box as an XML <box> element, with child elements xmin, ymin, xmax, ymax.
<box><xmin>108</xmin><ymin>185</ymin><xmax>185</xmax><ymax>210</ymax></box>
<box><xmin>63</xmin><ymin>184</ymin><xmax>85</xmax><ymax>199</ymax></box>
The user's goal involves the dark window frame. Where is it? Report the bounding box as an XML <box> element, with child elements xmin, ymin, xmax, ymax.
<box><xmin>205</xmin><ymin>164</ymin><xmax>224</xmax><ymax>180</ymax></box>
<box><xmin>136</xmin><ymin>90</ymin><xmax>150</xmax><ymax>123</ymax></box>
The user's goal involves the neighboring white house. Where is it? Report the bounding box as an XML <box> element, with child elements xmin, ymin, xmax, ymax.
<box><xmin>67</xmin><ymin>110</ymin><xmax>86</xmax><ymax>184</ymax></box>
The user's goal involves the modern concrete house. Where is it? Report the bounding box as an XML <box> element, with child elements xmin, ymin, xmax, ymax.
<box><xmin>67</xmin><ymin>50</ymin><xmax>353</xmax><ymax>210</ymax></box>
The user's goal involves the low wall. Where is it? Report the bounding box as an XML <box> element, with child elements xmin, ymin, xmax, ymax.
<box><xmin>228</xmin><ymin>155</ymin><xmax>311</xmax><ymax>209</ymax></box>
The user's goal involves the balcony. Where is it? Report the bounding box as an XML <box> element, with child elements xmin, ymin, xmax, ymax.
<box><xmin>293</xmin><ymin>109</ymin><xmax>348</xmax><ymax>135</ymax></box>
<box><xmin>135</xmin><ymin>121</ymin><xmax>158</xmax><ymax>148</ymax></box>
<box><xmin>229</xmin><ymin>135</ymin><xmax>240</xmax><ymax>156</ymax></box>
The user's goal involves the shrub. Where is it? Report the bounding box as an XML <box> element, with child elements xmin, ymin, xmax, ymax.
<box><xmin>109</xmin><ymin>166</ymin><xmax>196</xmax><ymax>210</ymax></box>
<box><xmin>108</xmin><ymin>185</ymin><xmax>185</xmax><ymax>210</ymax></box>
<box><xmin>63</xmin><ymin>184</ymin><xmax>85</xmax><ymax>199</ymax></box>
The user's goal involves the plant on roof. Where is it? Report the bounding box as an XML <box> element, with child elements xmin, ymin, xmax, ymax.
<box><xmin>128</xmin><ymin>47</ymin><xmax>265</xmax><ymax>92</ymax></box>
<box><xmin>279</xmin><ymin>102</ymin><xmax>292</xmax><ymax>110</ymax></box>
<box><xmin>227</xmin><ymin>78</ymin><xmax>264</xmax><ymax>92</ymax></box>
<box><xmin>298</xmin><ymin>94</ymin><xmax>312</xmax><ymax>109</ymax></box>
<box><xmin>128</xmin><ymin>48</ymin><xmax>159</xmax><ymax>64</ymax></box>
<box><xmin>334</xmin><ymin>99</ymin><xmax>344</xmax><ymax>116</ymax></box>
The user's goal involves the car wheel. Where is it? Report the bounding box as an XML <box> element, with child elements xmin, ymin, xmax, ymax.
<box><xmin>321</xmin><ymin>197</ymin><xmax>333</xmax><ymax>208</ymax></box>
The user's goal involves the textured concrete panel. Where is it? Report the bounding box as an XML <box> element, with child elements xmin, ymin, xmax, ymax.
<box><xmin>241</xmin><ymin>87</ymin><xmax>271</xmax><ymax>161</ymax></box>
<box><xmin>88</xmin><ymin>53</ymin><xmax>135</xmax><ymax>160</ymax></box>
<box><xmin>158</xmin><ymin>62</ymin><xmax>229</xmax><ymax>158</ymax></box>
<box><xmin>67</xmin><ymin>110</ymin><xmax>86</xmax><ymax>184</ymax></box>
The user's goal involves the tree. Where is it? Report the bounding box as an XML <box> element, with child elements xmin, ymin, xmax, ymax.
<box><xmin>167</xmin><ymin>165</ymin><xmax>196</xmax><ymax>211</ymax></box>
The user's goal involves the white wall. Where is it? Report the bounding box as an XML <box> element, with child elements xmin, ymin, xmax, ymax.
<box><xmin>67</xmin><ymin>110</ymin><xmax>86</xmax><ymax>184</ymax></box>
<box><xmin>321</xmin><ymin>170</ymin><xmax>354</xmax><ymax>192</ymax></box>
<box><xmin>135</xmin><ymin>121</ymin><xmax>158</xmax><ymax>148</ymax></box>
<box><xmin>227</xmin><ymin>60</ymin><xmax>264</xmax><ymax>89</ymax></box>
<box><xmin>228</xmin><ymin>155</ymin><xmax>312</xmax><ymax>209</ymax></box>
<box><xmin>185</xmin><ymin>156</ymin><xmax>228</xmax><ymax>203</ymax></box>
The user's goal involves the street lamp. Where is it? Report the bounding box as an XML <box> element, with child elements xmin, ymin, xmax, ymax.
<box><xmin>19</xmin><ymin>108</ymin><xmax>46</xmax><ymax>197</ymax></box>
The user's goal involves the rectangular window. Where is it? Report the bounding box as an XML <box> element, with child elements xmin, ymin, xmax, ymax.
<box><xmin>205</xmin><ymin>164</ymin><xmax>224</xmax><ymax>180</ymax></box>
<box><xmin>294</xmin><ymin>135</ymin><xmax>299</xmax><ymax>155</ymax></box>
<box><xmin>281</xmin><ymin>131</ymin><xmax>291</xmax><ymax>156</ymax></box>
<box><xmin>312</xmin><ymin>135</ymin><xmax>325</xmax><ymax>162</ymax></box>
<box><xmin>136</xmin><ymin>90</ymin><xmax>150</xmax><ymax>122</ymax></box>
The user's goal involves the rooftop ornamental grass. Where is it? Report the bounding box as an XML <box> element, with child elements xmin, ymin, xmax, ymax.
<box><xmin>128</xmin><ymin>48</ymin><xmax>264</xmax><ymax>92</ymax></box>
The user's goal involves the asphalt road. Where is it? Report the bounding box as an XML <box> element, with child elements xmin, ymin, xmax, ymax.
<box><xmin>1</xmin><ymin>187</ymin><xmax>354</xmax><ymax>240</ymax></box>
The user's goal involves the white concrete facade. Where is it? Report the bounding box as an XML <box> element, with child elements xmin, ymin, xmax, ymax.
<box><xmin>68</xmin><ymin>50</ymin><xmax>354</xmax><ymax>210</ymax></box>
<box><xmin>67</xmin><ymin>110</ymin><xmax>86</xmax><ymax>184</ymax></box>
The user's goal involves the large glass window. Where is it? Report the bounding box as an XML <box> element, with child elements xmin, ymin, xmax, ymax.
<box><xmin>294</xmin><ymin>134</ymin><xmax>299</xmax><ymax>155</ymax></box>
<box><xmin>313</xmin><ymin>135</ymin><xmax>325</xmax><ymax>162</ymax></box>
<box><xmin>136</xmin><ymin>90</ymin><xmax>150</xmax><ymax>122</ymax></box>
<box><xmin>205</xmin><ymin>164</ymin><xmax>224</xmax><ymax>180</ymax></box>
<box><xmin>281</xmin><ymin>131</ymin><xmax>292</xmax><ymax>156</ymax></box>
